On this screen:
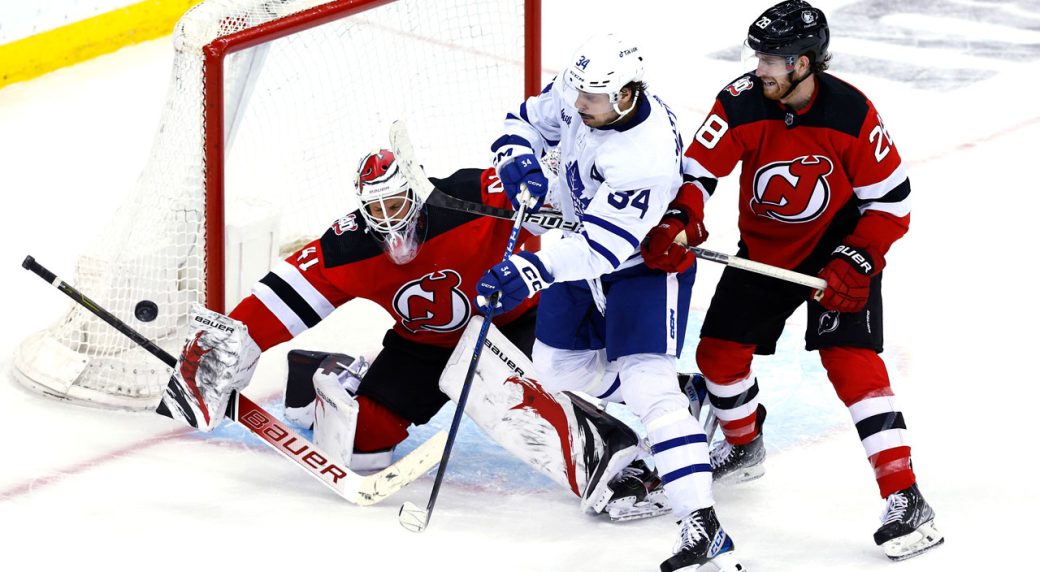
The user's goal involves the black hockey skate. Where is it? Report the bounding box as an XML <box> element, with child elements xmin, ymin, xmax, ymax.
<box><xmin>603</xmin><ymin>459</ymin><xmax>671</xmax><ymax>522</ymax></box>
<box><xmin>709</xmin><ymin>405</ymin><xmax>766</xmax><ymax>484</ymax></box>
<box><xmin>566</xmin><ymin>392</ymin><xmax>641</xmax><ymax>516</ymax></box>
<box><xmin>661</xmin><ymin>507</ymin><xmax>744</xmax><ymax>572</ymax></box>
<box><xmin>874</xmin><ymin>483</ymin><xmax>944</xmax><ymax>561</ymax></box>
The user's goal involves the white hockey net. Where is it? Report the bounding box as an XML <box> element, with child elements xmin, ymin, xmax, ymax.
<box><xmin>13</xmin><ymin>0</ymin><xmax>539</xmax><ymax>411</ymax></box>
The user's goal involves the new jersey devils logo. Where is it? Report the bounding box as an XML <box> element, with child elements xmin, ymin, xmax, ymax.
<box><xmin>749</xmin><ymin>155</ymin><xmax>833</xmax><ymax>223</ymax></box>
<box><xmin>726</xmin><ymin>76</ymin><xmax>753</xmax><ymax>96</ymax></box>
<box><xmin>392</xmin><ymin>270</ymin><xmax>471</xmax><ymax>333</ymax></box>
<box><xmin>332</xmin><ymin>213</ymin><xmax>358</xmax><ymax>235</ymax></box>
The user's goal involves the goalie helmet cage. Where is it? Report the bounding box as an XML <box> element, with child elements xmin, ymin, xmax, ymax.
<box><xmin>13</xmin><ymin>0</ymin><xmax>542</xmax><ymax>411</ymax></box>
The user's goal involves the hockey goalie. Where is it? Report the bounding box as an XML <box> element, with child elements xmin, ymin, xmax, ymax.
<box><xmin>160</xmin><ymin>148</ymin><xmax>670</xmax><ymax>520</ymax></box>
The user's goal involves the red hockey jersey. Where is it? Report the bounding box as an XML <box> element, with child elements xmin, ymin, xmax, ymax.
<box><xmin>683</xmin><ymin>73</ymin><xmax>911</xmax><ymax>270</ymax></box>
<box><xmin>230</xmin><ymin>167</ymin><xmax>536</xmax><ymax>351</ymax></box>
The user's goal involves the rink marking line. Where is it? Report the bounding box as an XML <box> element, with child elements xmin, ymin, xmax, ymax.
<box><xmin>0</xmin><ymin>425</ymin><xmax>195</xmax><ymax>502</ymax></box>
<box><xmin>0</xmin><ymin>390</ymin><xmax>282</xmax><ymax>502</ymax></box>
<box><xmin>909</xmin><ymin>115</ymin><xmax>1040</xmax><ymax>167</ymax></box>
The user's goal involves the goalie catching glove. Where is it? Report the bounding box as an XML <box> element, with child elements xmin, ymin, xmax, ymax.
<box><xmin>640</xmin><ymin>182</ymin><xmax>708</xmax><ymax>273</ymax></box>
<box><xmin>159</xmin><ymin>304</ymin><xmax>261</xmax><ymax>432</ymax></box>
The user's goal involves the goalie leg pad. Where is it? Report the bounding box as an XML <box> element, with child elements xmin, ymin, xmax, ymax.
<box><xmin>440</xmin><ymin>317</ymin><xmax>638</xmax><ymax>510</ymax></box>
<box><xmin>161</xmin><ymin>303</ymin><xmax>261</xmax><ymax>432</ymax></box>
<box><xmin>284</xmin><ymin>350</ymin><xmax>367</xmax><ymax>428</ymax></box>
<box><xmin>312</xmin><ymin>372</ymin><xmax>360</xmax><ymax>468</ymax></box>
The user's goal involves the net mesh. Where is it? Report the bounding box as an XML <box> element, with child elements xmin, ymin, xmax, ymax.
<box><xmin>14</xmin><ymin>0</ymin><xmax>532</xmax><ymax>410</ymax></box>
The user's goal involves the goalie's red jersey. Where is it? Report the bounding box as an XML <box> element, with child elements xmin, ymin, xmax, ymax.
<box><xmin>230</xmin><ymin>167</ymin><xmax>536</xmax><ymax>351</ymax></box>
<box><xmin>683</xmin><ymin>73</ymin><xmax>911</xmax><ymax>270</ymax></box>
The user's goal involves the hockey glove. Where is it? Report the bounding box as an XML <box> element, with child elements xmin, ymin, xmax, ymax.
<box><xmin>475</xmin><ymin>251</ymin><xmax>554</xmax><ymax>314</ymax></box>
<box><xmin>497</xmin><ymin>153</ymin><xmax>549</xmax><ymax>212</ymax></box>
<box><xmin>640</xmin><ymin>183</ymin><xmax>708</xmax><ymax>273</ymax></box>
<box><xmin>162</xmin><ymin>304</ymin><xmax>262</xmax><ymax>431</ymax></box>
<box><xmin>815</xmin><ymin>237</ymin><xmax>883</xmax><ymax>313</ymax></box>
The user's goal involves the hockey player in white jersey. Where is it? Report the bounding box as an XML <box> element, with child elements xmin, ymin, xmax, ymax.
<box><xmin>477</xmin><ymin>34</ymin><xmax>744</xmax><ymax>572</ymax></box>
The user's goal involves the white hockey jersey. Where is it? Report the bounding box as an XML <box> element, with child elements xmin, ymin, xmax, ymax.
<box><xmin>492</xmin><ymin>78</ymin><xmax>684</xmax><ymax>282</ymax></box>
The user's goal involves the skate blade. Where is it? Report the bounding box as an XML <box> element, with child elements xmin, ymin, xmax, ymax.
<box><xmin>607</xmin><ymin>490</ymin><xmax>672</xmax><ymax>522</ymax></box>
<box><xmin>713</xmin><ymin>463</ymin><xmax>765</xmax><ymax>485</ymax></box>
<box><xmin>665</xmin><ymin>550</ymin><xmax>746</xmax><ymax>572</ymax></box>
<box><xmin>882</xmin><ymin>519</ymin><xmax>944</xmax><ymax>561</ymax></box>
<box><xmin>706</xmin><ymin>551</ymin><xmax>746</xmax><ymax>572</ymax></box>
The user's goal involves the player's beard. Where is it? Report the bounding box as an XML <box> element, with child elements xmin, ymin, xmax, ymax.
<box><xmin>760</xmin><ymin>75</ymin><xmax>789</xmax><ymax>101</ymax></box>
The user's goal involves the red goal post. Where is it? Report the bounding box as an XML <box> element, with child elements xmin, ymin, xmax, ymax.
<box><xmin>14</xmin><ymin>0</ymin><xmax>542</xmax><ymax>411</ymax></box>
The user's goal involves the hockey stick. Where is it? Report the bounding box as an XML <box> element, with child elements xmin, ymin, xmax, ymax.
<box><xmin>386</xmin><ymin>129</ymin><xmax>825</xmax><ymax>292</ymax></box>
<box><xmin>418</xmin><ymin>186</ymin><xmax>823</xmax><ymax>291</ymax></box>
<box><xmin>22</xmin><ymin>255</ymin><xmax>446</xmax><ymax>506</ymax></box>
<box><xmin>397</xmin><ymin>182</ymin><xmax>533</xmax><ymax>533</ymax></box>
<box><xmin>682</xmin><ymin>373</ymin><xmax>719</xmax><ymax>443</ymax></box>
<box><xmin>675</xmin><ymin>233</ymin><xmax>827</xmax><ymax>292</ymax></box>
<box><xmin>389</xmin><ymin>120</ymin><xmax>582</xmax><ymax>233</ymax></box>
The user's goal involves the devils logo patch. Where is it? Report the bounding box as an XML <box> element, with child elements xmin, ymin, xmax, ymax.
<box><xmin>749</xmin><ymin>155</ymin><xmax>834</xmax><ymax>223</ymax></box>
<box><xmin>392</xmin><ymin>270</ymin><xmax>471</xmax><ymax>333</ymax></box>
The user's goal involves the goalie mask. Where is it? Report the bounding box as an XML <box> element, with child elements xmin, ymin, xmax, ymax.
<box><xmin>354</xmin><ymin>149</ymin><xmax>426</xmax><ymax>264</ymax></box>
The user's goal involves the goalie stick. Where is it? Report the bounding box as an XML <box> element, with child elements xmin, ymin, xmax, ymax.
<box><xmin>388</xmin><ymin>121</ymin><xmax>825</xmax><ymax>292</ymax></box>
<box><xmin>395</xmin><ymin>129</ymin><xmax>534</xmax><ymax>531</ymax></box>
<box><xmin>22</xmin><ymin>255</ymin><xmax>446</xmax><ymax>506</ymax></box>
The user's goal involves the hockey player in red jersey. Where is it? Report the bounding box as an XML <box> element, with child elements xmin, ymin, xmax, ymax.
<box><xmin>165</xmin><ymin>148</ymin><xmax>667</xmax><ymax>520</ymax></box>
<box><xmin>227</xmin><ymin>149</ymin><xmax>537</xmax><ymax>466</ymax></box>
<box><xmin>640</xmin><ymin>1</ymin><xmax>943</xmax><ymax>561</ymax></box>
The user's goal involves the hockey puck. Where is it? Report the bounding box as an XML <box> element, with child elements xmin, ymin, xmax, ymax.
<box><xmin>134</xmin><ymin>300</ymin><xmax>159</xmax><ymax>322</ymax></box>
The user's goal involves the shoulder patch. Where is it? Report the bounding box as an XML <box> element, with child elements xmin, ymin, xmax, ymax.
<box><xmin>724</xmin><ymin>75</ymin><xmax>755</xmax><ymax>97</ymax></box>
<box><xmin>320</xmin><ymin>215</ymin><xmax>384</xmax><ymax>267</ymax></box>
<box><xmin>331</xmin><ymin>212</ymin><xmax>359</xmax><ymax>235</ymax></box>
<box><xmin>717</xmin><ymin>74</ymin><xmax>775</xmax><ymax>129</ymax></box>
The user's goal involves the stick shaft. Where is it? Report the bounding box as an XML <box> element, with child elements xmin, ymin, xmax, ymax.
<box><xmin>419</xmin><ymin>190</ymin><xmax>531</xmax><ymax>527</ymax></box>
<box><xmin>22</xmin><ymin>256</ymin><xmax>176</xmax><ymax>367</ymax></box>
<box><xmin>21</xmin><ymin>255</ymin><xmax>445</xmax><ymax>505</ymax></box>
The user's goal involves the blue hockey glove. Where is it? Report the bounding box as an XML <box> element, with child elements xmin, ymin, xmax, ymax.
<box><xmin>497</xmin><ymin>153</ymin><xmax>549</xmax><ymax>212</ymax></box>
<box><xmin>475</xmin><ymin>251</ymin><xmax>554</xmax><ymax>314</ymax></box>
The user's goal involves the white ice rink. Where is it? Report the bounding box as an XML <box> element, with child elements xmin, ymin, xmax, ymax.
<box><xmin>2</xmin><ymin>1</ymin><xmax>1039</xmax><ymax>570</ymax></box>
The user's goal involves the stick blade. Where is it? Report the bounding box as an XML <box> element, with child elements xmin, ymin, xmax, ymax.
<box><xmin>398</xmin><ymin>501</ymin><xmax>430</xmax><ymax>533</ymax></box>
<box><xmin>388</xmin><ymin>120</ymin><xmax>436</xmax><ymax>201</ymax></box>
